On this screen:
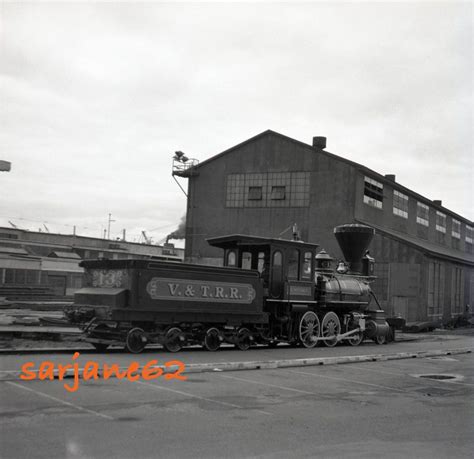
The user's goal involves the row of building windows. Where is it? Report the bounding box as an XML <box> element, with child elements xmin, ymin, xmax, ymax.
<box><xmin>0</xmin><ymin>269</ymin><xmax>83</xmax><ymax>289</ymax></box>
<box><xmin>226</xmin><ymin>172</ymin><xmax>310</xmax><ymax>208</ymax></box>
<box><xmin>363</xmin><ymin>177</ymin><xmax>384</xmax><ymax>209</ymax></box>
<box><xmin>364</xmin><ymin>176</ymin><xmax>472</xmax><ymax>247</ymax></box>
<box><xmin>248</xmin><ymin>185</ymin><xmax>286</xmax><ymax>201</ymax></box>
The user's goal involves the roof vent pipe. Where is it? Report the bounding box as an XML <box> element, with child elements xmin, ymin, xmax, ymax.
<box><xmin>433</xmin><ymin>200</ymin><xmax>442</xmax><ymax>207</ymax></box>
<box><xmin>385</xmin><ymin>174</ymin><xmax>396</xmax><ymax>182</ymax></box>
<box><xmin>312</xmin><ymin>136</ymin><xmax>327</xmax><ymax>149</ymax></box>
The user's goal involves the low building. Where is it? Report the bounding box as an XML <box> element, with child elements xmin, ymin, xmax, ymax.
<box><xmin>0</xmin><ymin>228</ymin><xmax>184</xmax><ymax>297</ymax></box>
<box><xmin>178</xmin><ymin>130</ymin><xmax>473</xmax><ymax>324</ymax></box>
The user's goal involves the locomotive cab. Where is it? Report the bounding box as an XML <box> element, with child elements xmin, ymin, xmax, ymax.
<box><xmin>207</xmin><ymin>234</ymin><xmax>319</xmax><ymax>302</ymax></box>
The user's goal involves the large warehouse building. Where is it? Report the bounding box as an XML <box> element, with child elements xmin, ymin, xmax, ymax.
<box><xmin>177</xmin><ymin>130</ymin><xmax>473</xmax><ymax>324</ymax></box>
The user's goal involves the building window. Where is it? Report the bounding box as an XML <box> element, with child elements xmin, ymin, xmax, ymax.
<box><xmin>428</xmin><ymin>261</ymin><xmax>444</xmax><ymax>317</ymax></box>
<box><xmin>226</xmin><ymin>172</ymin><xmax>310</xmax><ymax>208</ymax></box>
<box><xmin>271</xmin><ymin>186</ymin><xmax>286</xmax><ymax>200</ymax></box>
<box><xmin>248</xmin><ymin>186</ymin><xmax>262</xmax><ymax>201</ymax></box>
<box><xmin>435</xmin><ymin>211</ymin><xmax>446</xmax><ymax>233</ymax></box>
<box><xmin>26</xmin><ymin>270</ymin><xmax>39</xmax><ymax>284</ymax></box>
<box><xmin>451</xmin><ymin>267</ymin><xmax>464</xmax><ymax>315</ymax></box>
<box><xmin>363</xmin><ymin>177</ymin><xmax>383</xmax><ymax>209</ymax></box>
<box><xmin>16</xmin><ymin>270</ymin><xmax>26</xmax><ymax>284</ymax></box>
<box><xmin>5</xmin><ymin>269</ymin><xmax>15</xmax><ymax>283</ymax></box>
<box><xmin>393</xmin><ymin>190</ymin><xmax>408</xmax><ymax>218</ymax></box>
<box><xmin>416</xmin><ymin>202</ymin><xmax>429</xmax><ymax>226</ymax></box>
<box><xmin>466</xmin><ymin>225</ymin><xmax>473</xmax><ymax>244</ymax></box>
<box><xmin>73</xmin><ymin>275</ymin><xmax>83</xmax><ymax>289</ymax></box>
<box><xmin>452</xmin><ymin>219</ymin><xmax>461</xmax><ymax>239</ymax></box>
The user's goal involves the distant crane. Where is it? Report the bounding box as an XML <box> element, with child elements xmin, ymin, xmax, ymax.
<box><xmin>43</xmin><ymin>223</ymin><xmax>50</xmax><ymax>233</ymax></box>
<box><xmin>141</xmin><ymin>231</ymin><xmax>152</xmax><ymax>245</ymax></box>
<box><xmin>8</xmin><ymin>221</ymin><xmax>17</xmax><ymax>229</ymax></box>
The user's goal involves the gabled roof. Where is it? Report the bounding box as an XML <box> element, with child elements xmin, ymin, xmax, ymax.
<box><xmin>190</xmin><ymin>129</ymin><xmax>472</xmax><ymax>225</ymax></box>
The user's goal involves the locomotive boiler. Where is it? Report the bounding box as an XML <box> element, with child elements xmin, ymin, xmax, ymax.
<box><xmin>65</xmin><ymin>224</ymin><xmax>393</xmax><ymax>353</ymax></box>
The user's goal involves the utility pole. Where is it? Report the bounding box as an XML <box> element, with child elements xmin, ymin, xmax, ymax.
<box><xmin>107</xmin><ymin>213</ymin><xmax>115</xmax><ymax>240</ymax></box>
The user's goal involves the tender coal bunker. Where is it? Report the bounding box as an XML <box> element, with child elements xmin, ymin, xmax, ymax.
<box><xmin>418</xmin><ymin>374</ymin><xmax>456</xmax><ymax>380</ymax></box>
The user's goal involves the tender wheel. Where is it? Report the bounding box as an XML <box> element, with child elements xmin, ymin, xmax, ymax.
<box><xmin>235</xmin><ymin>327</ymin><xmax>251</xmax><ymax>351</ymax></box>
<box><xmin>164</xmin><ymin>327</ymin><xmax>184</xmax><ymax>353</ymax></box>
<box><xmin>374</xmin><ymin>334</ymin><xmax>387</xmax><ymax>345</ymax></box>
<box><xmin>321</xmin><ymin>312</ymin><xmax>341</xmax><ymax>347</ymax></box>
<box><xmin>92</xmin><ymin>343</ymin><xmax>109</xmax><ymax>352</ymax></box>
<box><xmin>298</xmin><ymin>311</ymin><xmax>320</xmax><ymax>348</ymax></box>
<box><xmin>203</xmin><ymin>327</ymin><xmax>221</xmax><ymax>352</ymax></box>
<box><xmin>126</xmin><ymin>327</ymin><xmax>147</xmax><ymax>354</ymax></box>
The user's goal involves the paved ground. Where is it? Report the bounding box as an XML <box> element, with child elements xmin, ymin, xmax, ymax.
<box><xmin>1</xmin><ymin>333</ymin><xmax>473</xmax><ymax>459</ymax></box>
<box><xmin>0</xmin><ymin>332</ymin><xmax>472</xmax><ymax>371</ymax></box>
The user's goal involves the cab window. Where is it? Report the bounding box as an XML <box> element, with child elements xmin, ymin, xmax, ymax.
<box><xmin>287</xmin><ymin>249</ymin><xmax>300</xmax><ymax>280</ymax></box>
<box><xmin>302</xmin><ymin>251</ymin><xmax>312</xmax><ymax>280</ymax></box>
<box><xmin>227</xmin><ymin>250</ymin><xmax>236</xmax><ymax>267</ymax></box>
<box><xmin>241</xmin><ymin>251</ymin><xmax>252</xmax><ymax>270</ymax></box>
<box><xmin>257</xmin><ymin>251</ymin><xmax>266</xmax><ymax>273</ymax></box>
<box><xmin>273</xmin><ymin>251</ymin><xmax>282</xmax><ymax>266</ymax></box>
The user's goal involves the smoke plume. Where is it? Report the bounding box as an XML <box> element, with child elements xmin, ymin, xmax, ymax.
<box><xmin>166</xmin><ymin>215</ymin><xmax>186</xmax><ymax>242</ymax></box>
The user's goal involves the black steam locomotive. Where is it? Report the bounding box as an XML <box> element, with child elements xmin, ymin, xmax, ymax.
<box><xmin>65</xmin><ymin>224</ymin><xmax>394</xmax><ymax>353</ymax></box>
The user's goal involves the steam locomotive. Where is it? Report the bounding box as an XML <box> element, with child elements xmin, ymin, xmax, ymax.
<box><xmin>65</xmin><ymin>224</ymin><xmax>395</xmax><ymax>353</ymax></box>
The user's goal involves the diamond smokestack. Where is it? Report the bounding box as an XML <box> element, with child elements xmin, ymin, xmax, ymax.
<box><xmin>334</xmin><ymin>224</ymin><xmax>375</xmax><ymax>273</ymax></box>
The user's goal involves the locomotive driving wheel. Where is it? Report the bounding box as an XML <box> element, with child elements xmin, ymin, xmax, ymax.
<box><xmin>298</xmin><ymin>311</ymin><xmax>320</xmax><ymax>348</ymax></box>
<box><xmin>235</xmin><ymin>327</ymin><xmax>251</xmax><ymax>351</ymax></box>
<box><xmin>321</xmin><ymin>312</ymin><xmax>341</xmax><ymax>347</ymax></box>
<box><xmin>125</xmin><ymin>327</ymin><xmax>147</xmax><ymax>354</ymax></box>
<box><xmin>164</xmin><ymin>327</ymin><xmax>184</xmax><ymax>353</ymax></box>
<box><xmin>203</xmin><ymin>327</ymin><xmax>221</xmax><ymax>352</ymax></box>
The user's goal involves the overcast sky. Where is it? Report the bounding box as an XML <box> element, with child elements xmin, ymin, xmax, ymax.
<box><xmin>1</xmin><ymin>1</ymin><xmax>472</xmax><ymax>246</ymax></box>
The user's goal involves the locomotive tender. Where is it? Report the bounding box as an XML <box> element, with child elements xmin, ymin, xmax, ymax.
<box><xmin>65</xmin><ymin>224</ymin><xmax>392</xmax><ymax>353</ymax></box>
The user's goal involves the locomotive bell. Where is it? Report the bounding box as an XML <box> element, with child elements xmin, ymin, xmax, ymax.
<box><xmin>334</xmin><ymin>224</ymin><xmax>375</xmax><ymax>274</ymax></box>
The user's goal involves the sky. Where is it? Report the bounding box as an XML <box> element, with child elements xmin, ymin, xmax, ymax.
<box><xmin>0</xmin><ymin>1</ymin><xmax>472</xmax><ymax>247</ymax></box>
